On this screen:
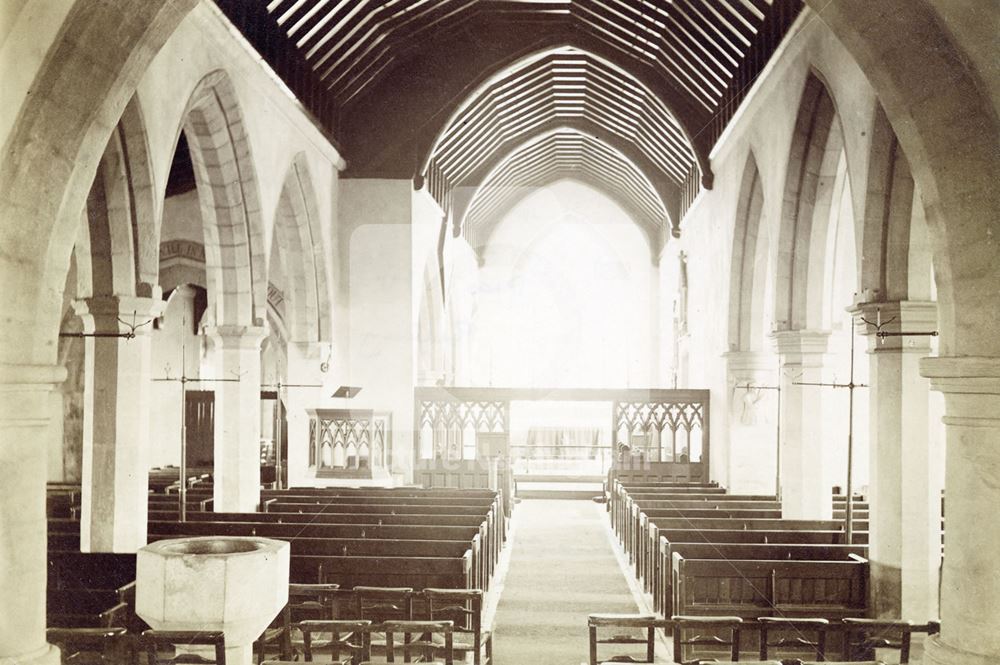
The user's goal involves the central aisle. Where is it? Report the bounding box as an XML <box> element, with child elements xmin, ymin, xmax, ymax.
<box><xmin>491</xmin><ymin>499</ymin><xmax>641</xmax><ymax>664</ymax></box>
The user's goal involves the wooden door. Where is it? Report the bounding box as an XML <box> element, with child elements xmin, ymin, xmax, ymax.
<box><xmin>185</xmin><ymin>390</ymin><xmax>214</xmax><ymax>470</ymax></box>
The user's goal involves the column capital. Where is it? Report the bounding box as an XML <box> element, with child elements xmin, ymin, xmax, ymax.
<box><xmin>851</xmin><ymin>300</ymin><xmax>938</xmax><ymax>352</ymax></box>
<box><xmin>75</xmin><ymin>295</ymin><xmax>165</xmax><ymax>335</ymax></box>
<box><xmin>921</xmin><ymin>356</ymin><xmax>1000</xmax><ymax>427</ymax></box>
<box><xmin>770</xmin><ymin>329</ymin><xmax>831</xmax><ymax>358</ymax></box>
<box><xmin>920</xmin><ymin>356</ymin><xmax>1000</xmax><ymax>395</ymax></box>
<box><xmin>204</xmin><ymin>324</ymin><xmax>269</xmax><ymax>350</ymax></box>
<box><xmin>723</xmin><ymin>350</ymin><xmax>777</xmax><ymax>385</ymax></box>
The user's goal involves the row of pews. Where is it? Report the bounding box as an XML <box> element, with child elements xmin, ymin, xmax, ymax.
<box><xmin>46</xmin><ymin>471</ymin><xmax>507</xmax><ymax>662</ymax></box>
<box><xmin>601</xmin><ymin>479</ymin><xmax>939</xmax><ymax>663</ymax></box>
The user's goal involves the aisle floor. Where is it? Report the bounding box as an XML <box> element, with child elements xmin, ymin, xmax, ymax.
<box><xmin>490</xmin><ymin>499</ymin><xmax>644</xmax><ymax>664</ymax></box>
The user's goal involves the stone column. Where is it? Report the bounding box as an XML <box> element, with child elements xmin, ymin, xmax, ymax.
<box><xmin>772</xmin><ymin>330</ymin><xmax>831</xmax><ymax>519</ymax></box>
<box><xmin>285</xmin><ymin>341</ymin><xmax>329</xmax><ymax>487</ymax></box>
<box><xmin>724</xmin><ymin>351</ymin><xmax>780</xmax><ymax>494</ymax></box>
<box><xmin>0</xmin><ymin>364</ymin><xmax>65</xmax><ymax>665</ymax></box>
<box><xmin>206</xmin><ymin>325</ymin><xmax>267</xmax><ymax>512</ymax></box>
<box><xmin>922</xmin><ymin>357</ymin><xmax>1000</xmax><ymax>665</ymax></box>
<box><xmin>855</xmin><ymin>301</ymin><xmax>941</xmax><ymax>620</ymax></box>
<box><xmin>75</xmin><ymin>296</ymin><xmax>162</xmax><ymax>552</ymax></box>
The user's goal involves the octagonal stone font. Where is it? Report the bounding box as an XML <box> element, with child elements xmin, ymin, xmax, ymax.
<box><xmin>136</xmin><ymin>536</ymin><xmax>290</xmax><ymax>664</ymax></box>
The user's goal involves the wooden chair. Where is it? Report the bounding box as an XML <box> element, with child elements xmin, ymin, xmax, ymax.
<box><xmin>757</xmin><ymin>617</ymin><xmax>830</xmax><ymax>662</ymax></box>
<box><xmin>299</xmin><ymin>619</ymin><xmax>372</xmax><ymax>664</ymax></box>
<box><xmin>142</xmin><ymin>630</ymin><xmax>226</xmax><ymax>664</ymax></box>
<box><xmin>842</xmin><ymin>618</ymin><xmax>940</xmax><ymax>663</ymax></box>
<box><xmin>255</xmin><ymin>583</ymin><xmax>340</xmax><ymax>663</ymax></box>
<box><xmin>47</xmin><ymin>627</ymin><xmax>129</xmax><ymax>664</ymax></box>
<box><xmin>353</xmin><ymin>587</ymin><xmax>416</xmax><ymax>624</ymax></box>
<box><xmin>670</xmin><ymin>615</ymin><xmax>743</xmax><ymax>664</ymax></box>
<box><xmin>351</xmin><ymin>586</ymin><xmax>415</xmax><ymax>656</ymax></box>
<box><xmin>423</xmin><ymin>588</ymin><xmax>492</xmax><ymax>665</ymax></box>
<box><xmin>587</xmin><ymin>613</ymin><xmax>670</xmax><ymax>665</ymax></box>
<box><xmin>362</xmin><ymin>620</ymin><xmax>454</xmax><ymax>665</ymax></box>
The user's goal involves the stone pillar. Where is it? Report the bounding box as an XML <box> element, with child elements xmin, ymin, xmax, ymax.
<box><xmin>921</xmin><ymin>357</ymin><xmax>1000</xmax><ymax>665</ymax></box>
<box><xmin>206</xmin><ymin>325</ymin><xmax>267</xmax><ymax>512</ymax></box>
<box><xmin>0</xmin><ymin>364</ymin><xmax>65</xmax><ymax>665</ymax></box>
<box><xmin>772</xmin><ymin>330</ymin><xmax>831</xmax><ymax>519</ymax></box>
<box><xmin>856</xmin><ymin>301</ymin><xmax>941</xmax><ymax>620</ymax></box>
<box><xmin>724</xmin><ymin>351</ymin><xmax>780</xmax><ymax>495</ymax></box>
<box><xmin>75</xmin><ymin>296</ymin><xmax>162</xmax><ymax>552</ymax></box>
<box><xmin>285</xmin><ymin>341</ymin><xmax>329</xmax><ymax>487</ymax></box>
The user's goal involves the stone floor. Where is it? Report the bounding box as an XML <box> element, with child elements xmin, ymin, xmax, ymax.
<box><xmin>490</xmin><ymin>499</ymin><xmax>654</xmax><ymax>665</ymax></box>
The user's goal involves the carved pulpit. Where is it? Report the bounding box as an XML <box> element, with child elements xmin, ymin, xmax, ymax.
<box><xmin>308</xmin><ymin>408</ymin><xmax>391</xmax><ymax>480</ymax></box>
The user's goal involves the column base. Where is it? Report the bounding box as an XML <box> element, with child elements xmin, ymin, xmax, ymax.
<box><xmin>3</xmin><ymin>643</ymin><xmax>61</xmax><ymax>665</ymax></box>
<box><xmin>923</xmin><ymin>634</ymin><xmax>999</xmax><ymax>665</ymax></box>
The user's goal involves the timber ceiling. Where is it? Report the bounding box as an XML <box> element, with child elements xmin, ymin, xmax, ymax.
<box><xmin>461</xmin><ymin>128</ymin><xmax>668</xmax><ymax>253</ymax></box>
<box><xmin>218</xmin><ymin>0</ymin><xmax>802</xmax><ymax>236</ymax></box>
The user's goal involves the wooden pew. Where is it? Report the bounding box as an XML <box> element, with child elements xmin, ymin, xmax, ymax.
<box><xmin>655</xmin><ymin>542</ymin><xmax>868</xmax><ymax>618</ymax></box>
<box><xmin>636</xmin><ymin>517</ymin><xmax>867</xmax><ymax>591</ymax></box>
<box><xmin>670</xmin><ymin>551</ymin><xmax>869</xmax><ymax>631</ymax></box>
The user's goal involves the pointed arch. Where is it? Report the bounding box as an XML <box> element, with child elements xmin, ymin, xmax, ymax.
<box><xmin>81</xmin><ymin>95</ymin><xmax>159</xmax><ymax>299</ymax></box>
<box><xmin>773</xmin><ymin>72</ymin><xmax>851</xmax><ymax>331</ymax></box>
<box><xmin>860</xmin><ymin>103</ymin><xmax>917</xmax><ymax>302</ymax></box>
<box><xmin>178</xmin><ymin>69</ymin><xmax>267</xmax><ymax>327</ymax></box>
<box><xmin>272</xmin><ymin>154</ymin><xmax>332</xmax><ymax>343</ymax></box>
<box><xmin>727</xmin><ymin>151</ymin><xmax>767</xmax><ymax>351</ymax></box>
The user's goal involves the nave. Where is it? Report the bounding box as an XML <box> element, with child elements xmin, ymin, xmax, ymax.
<box><xmin>2</xmin><ymin>2</ymin><xmax>998</xmax><ymax>665</ymax></box>
<box><xmin>45</xmin><ymin>469</ymin><xmax>940</xmax><ymax>664</ymax></box>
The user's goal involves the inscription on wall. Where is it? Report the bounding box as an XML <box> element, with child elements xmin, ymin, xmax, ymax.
<box><xmin>159</xmin><ymin>239</ymin><xmax>205</xmax><ymax>263</ymax></box>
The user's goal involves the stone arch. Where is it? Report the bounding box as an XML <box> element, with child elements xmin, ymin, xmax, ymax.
<box><xmin>727</xmin><ymin>152</ymin><xmax>767</xmax><ymax>351</ymax></box>
<box><xmin>773</xmin><ymin>72</ymin><xmax>851</xmax><ymax>331</ymax></box>
<box><xmin>806</xmin><ymin>0</ymin><xmax>1000</xmax><ymax>357</ymax></box>
<box><xmin>175</xmin><ymin>69</ymin><xmax>268</xmax><ymax>328</ymax></box>
<box><xmin>119</xmin><ymin>96</ymin><xmax>160</xmax><ymax>294</ymax></box>
<box><xmin>82</xmin><ymin>95</ymin><xmax>158</xmax><ymax>299</ymax></box>
<box><xmin>272</xmin><ymin>154</ymin><xmax>332</xmax><ymax>343</ymax></box>
<box><xmin>0</xmin><ymin>1</ymin><xmax>196</xmax><ymax>368</ymax></box>
<box><xmin>860</xmin><ymin>103</ymin><xmax>918</xmax><ymax>302</ymax></box>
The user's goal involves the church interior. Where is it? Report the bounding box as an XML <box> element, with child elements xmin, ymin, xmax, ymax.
<box><xmin>1</xmin><ymin>1</ymin><xmax>998</xmax><ymax>664</ymax></box>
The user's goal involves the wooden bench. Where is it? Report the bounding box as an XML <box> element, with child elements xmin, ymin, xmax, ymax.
<box><xmin>671</xmin><ymin>552</ymin><xmax>869</xmax><ymax>626</ymax></box>
<box><xmin>636</xmin><ymin>518</ymin><xmax>867</xmax><ymax>595</ymax></box>
<box><xmin>655</xmin><ymin>542</ymin><xmax>868</xmax><ymax>618</ymax></box>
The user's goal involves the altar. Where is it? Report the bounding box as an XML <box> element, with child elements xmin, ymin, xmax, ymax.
<box><xmin>524</xmin><ymin>426</ymin><xmax>603</xmax><ymax>459</ymax></box>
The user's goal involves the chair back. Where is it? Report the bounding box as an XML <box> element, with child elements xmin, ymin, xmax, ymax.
<box><xmin>299</xmin><ymin>619</ymin><xmax>372</xmax><ymax>664</ymax></box>
<box><xmin>758</xmin><ymin>617</ymin><xmax>829</xmax><ymax>661</ymax></box>
<box><xmin>587</xmin><ymin>613</ymin><xmax>670</xmax><ymax>665</ymax></box>
<box><xmin>424</xmin><ymin>588</ymin><xmax>482</xmax><ymax>637</ymax></box>
<box><xmin>353</xmin><ymin>586</ymin><xmax>415</xmax><ymax>623</ymax></box>
<box><xmin>288</xmin><ymin>583</ymin><xmax>340</xmax><ymax>621</ymax></box>
<box><xmin>380</xmin><ymin>620</ymin><xmax>454</xmax><ymax>664</ymax></box>
<box><xmin>842</xmin><ymin>617</ymin><xmax>940</xmax><ymax>663</ymax></box>
<box><xmin>671</xmin><ymin>615</ymin><xmax>743</xmax><ymax>664</ymax></box>
<box><xmin>142</xmin><ymin>629</ymin><xmax>226</xmax><ymax>664</ymax></box>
